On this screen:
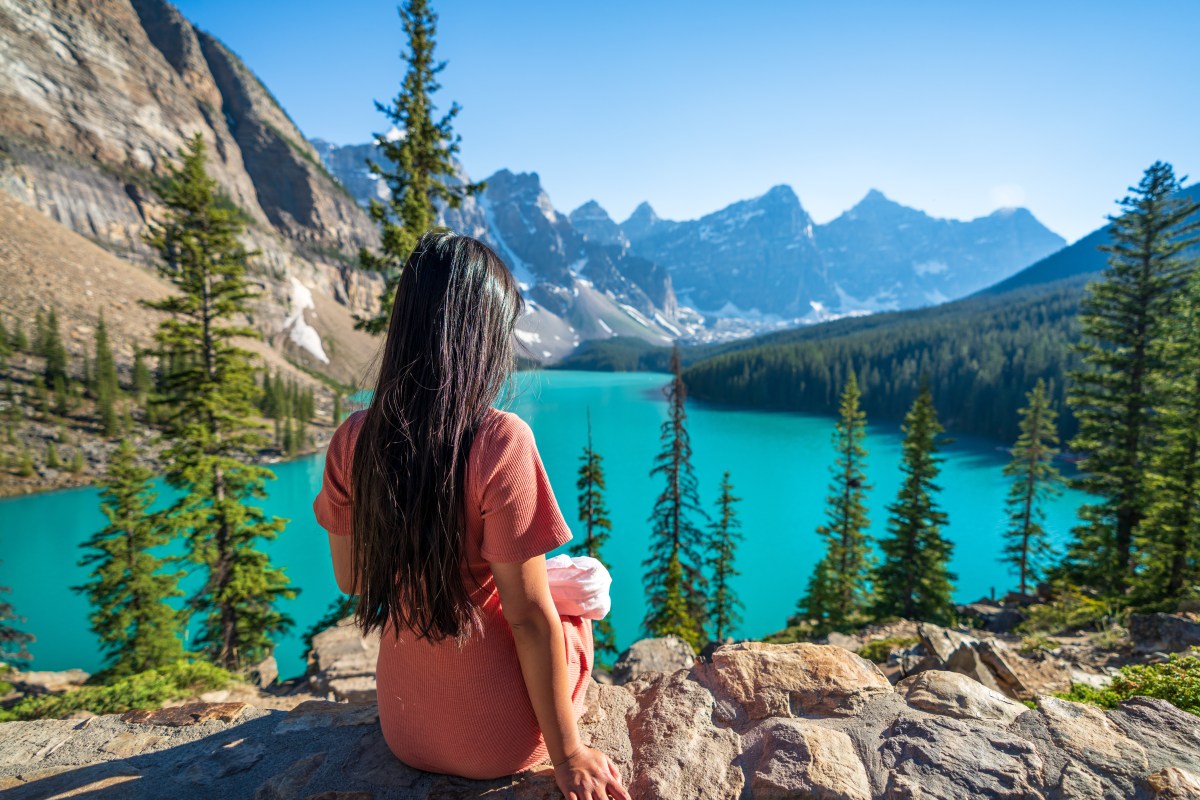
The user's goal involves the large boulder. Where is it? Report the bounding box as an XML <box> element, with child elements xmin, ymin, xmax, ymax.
<box><xmin>6</xmin><ymin>669</ymin><xmax>90</xmax><ymax>696</ymax></box>
<box><xmin>1130</xmin><ymin>613</ymin><xmax>1200</xmax><ymax>654</ymax></box>
<box><xmin>699</xmin><ymin>641</ymin><xmax>891</xmax><ymax>720</ymax></box>
<box><xmin>611</xmin><ymin>636</ymin><xmax>695</xmax><ymax>685</ymax></box>
<box><xmin>4</xmin><ymin>641</ymin><xmax>1200</xmax><ymax>799</ymax></box>
<box><xmin>306</xmin><ymin>618</ymin><xmax>380</xmax><ymax>703</ymax></box>
<box><xmin>919</xmin><ymin>623</ymin><xmax>1071</xmax><ymax>701</ymax></box>
<box><xmin>897</xmin><ymin>669</ymin><xmax>1028</xmax><ymax>726</ymax></box>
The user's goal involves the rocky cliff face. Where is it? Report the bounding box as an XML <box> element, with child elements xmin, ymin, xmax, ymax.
<box><xmin>3</xmin><ymin>641</ymin><xmax>1199</xmax><ymax>799</ymax></box>
<box><xmin>0</xmin><ymin>0</ymin><xmax>381</xmax><ymax>381</ymax></box>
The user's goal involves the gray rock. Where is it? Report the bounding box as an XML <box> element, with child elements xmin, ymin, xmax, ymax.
<box><xmin>747</xmin><ymin>718</ymin><xmax>871</xmax><ymax>800</ymax></box>
<box><xmin>611</xmin><ymin>636</ymin><xmax>695</xmax><ymax>685</ymax></box>
<box><xmin>306</xmin><ymin>618</ymin><xmax>379</xmax><ymax>703</ymax></box>
<box><xmin>917</xmin><ymin>622</ymin><xmax>979</xmax><ymax>665</ymax></box>
<box><xmin>2</xmin><ymin>642</ymin><xmax>1198</xmax><ymax>800</ymax></box>
<box><xmin>878</xmin><ymin>714</ymin><xmax>1046</xmax><ymax>799</ymax></box>
<box><xmin>8</xmin><ymin>669</ymin><xmax>90</xmax><ymax>695</ymax></box>
<box><xmin>897</xmin><ymin>670</ymin><xmax>1028</xmax><ymax>726</ymax></box>
<box><xmin>1130</xmin><ymin>613</ymin><xmax>1200</xmax><ymax>654</ymax></box>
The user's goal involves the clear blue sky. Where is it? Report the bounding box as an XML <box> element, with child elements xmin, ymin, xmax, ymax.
<box><xmin>174</xmin><ymin>0</ymin><xmax>1199</xmax><ymax>242</ymax></box>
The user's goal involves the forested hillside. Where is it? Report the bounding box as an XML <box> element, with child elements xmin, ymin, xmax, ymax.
<box><xmin>682</xmin><ymin>277</ymin><xmax>1087</xmax><ymax>442</ymax></box>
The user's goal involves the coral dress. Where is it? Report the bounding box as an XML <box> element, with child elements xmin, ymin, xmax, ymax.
<box><xmin>313</xmin><ymin>408</ymin><xmax>593</xmax><ymax>779</ymax></box>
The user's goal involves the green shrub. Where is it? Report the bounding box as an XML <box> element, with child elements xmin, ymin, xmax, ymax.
<box><xmin>1018</xmin><ymin>632</ymin><xmax>1061</xmax><ymax>655</ymax></box>
<box><xmin>1091</xmin><ymin>625</ymin><xmax>1129</xmax><ymax>652</ymax></box>
<box><xmin>1056</xmin><ymin>649</ymin><xmax>1200</xmax><ymax>716</ymax></box>
<box><xmin>0</xmin><ymin>660</ymin><xmax>231</xmax><ymax>722</ymax></box>
<box><xmin>859</xmin><ymin>636</ymin><xmax>919</xmax><ymax>663</ymax></box>
<box><xmin>1016</xmin><ymin>586</ymin><xmax>1122</xmax><ymax>635</ymax></box>
<box><xmin>0</xmin><ymin>663</ymin><xmax>12</xmax><ymax>696</ymax></box>
<box><xmin>761</xmin><ymin>622</ymin><xmax>819</xmax><ymax>645</ymax></box>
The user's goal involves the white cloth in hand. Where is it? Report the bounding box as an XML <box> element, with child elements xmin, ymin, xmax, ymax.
<box><xmin>546</xmin><ymin>554</ymin><xmax>612</xmax><ymax>620</ymax></box>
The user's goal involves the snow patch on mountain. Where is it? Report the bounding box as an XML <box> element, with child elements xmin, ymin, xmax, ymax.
<box><xmin>284</xmin><ymin>277</ymin><xmax>329</xmax><ymax>364</ymax></box>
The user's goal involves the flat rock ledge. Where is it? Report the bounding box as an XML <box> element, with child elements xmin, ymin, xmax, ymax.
<box><xmin>3</xmin><ymin>642</ymin><xmax>1200</xmax><ymax>800</ymax></box>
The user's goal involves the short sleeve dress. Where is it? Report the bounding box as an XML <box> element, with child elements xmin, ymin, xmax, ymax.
<box><xmin>313</xmin><ymin>408</ymin><xmax>593</xmax><ymax>779</ymax></box>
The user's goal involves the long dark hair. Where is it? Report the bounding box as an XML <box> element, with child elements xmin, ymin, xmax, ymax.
<box><xmin>350</xmin><ymin>230</ymin><xmax>524</xmax><ymax>641</ymax></box>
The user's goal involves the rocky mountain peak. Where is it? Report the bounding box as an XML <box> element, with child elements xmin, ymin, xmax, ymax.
<box><xmin>621</xmin><ymin>201</ymin><xmax>667</xmax><ymax>242</ymax></box>
<box><xmin>569</xmin><ymin>200</ymin><xmax>628</xmax><ymax>248</ymax></box>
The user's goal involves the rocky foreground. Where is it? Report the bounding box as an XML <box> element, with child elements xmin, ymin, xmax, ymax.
<box><xmin>3</xmin><ymin>641</ymin><xmax>1200</xmax><ymax>799</ymax></box>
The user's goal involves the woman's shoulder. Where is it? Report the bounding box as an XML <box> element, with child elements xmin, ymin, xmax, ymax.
<box><xmin>476</xmin><ymin>408</ymin><xmax>532</xmax><ymax>448</ymax></box>
<box><xmin>327</xmin><ymin>408</ymin><xmax>370</xmax><ymax>460</ymax></box>
<box><xmin>470</xmin><ymin>409</ymin><xmax>535</xmax><ymax>473</ymax></box>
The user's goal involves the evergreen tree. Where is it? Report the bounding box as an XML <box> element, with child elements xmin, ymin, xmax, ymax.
<box><xmin>16</xmin><ymin>448</ymin><xmax>33</xmax><ymax>477</ymax></box>
<box><xmin>52</xmin><ymin>374</ymin><xmax>69</xmax><ymax>417</ymax></box>
<box><xmin>69</xmin><ymin>448</ymin><xmax>85</xmax><ymax>474</ymax></box>
<box><xmin>1065</xmin><ymin>162</ymin><xmax>1200</xmax><ymax>595</ymax></box>
<box><xmin>10</xmin><ymin>319</ymin><xmax>27</xmax><ymax>352</ymax></box>
<box><xmin>94</xmin><ymin>310</ymin><xmax>121</xmax><ymax>436</ymax></box>
<box><xmin>1002</xmin><ymin>379</ymin><xmax>1062</xmax><ymax>595</ymax></box>
<box><xmin>707</xmin><ymin>471</ymin><xmax>743</xmax><ymax>643</ymax></box>
<box><xmin>41</xmin><ymin>307</ymin><xmax>67</xmax><ymax>386</ymax></box>
<box><xmin>32</xmin><ymin>308</ymin><xmax>46</xmax><ymax>356</ymax></box>
<box><xmin>799</xmin><ymin>374</ymin><xmax>874</xmax><ymax>632</ymax></box>
<box><xmin>356</xmin><ymin>0</ymin><xmax>484</xmax><ymax>333</ymax></box>
<box><xmin>643</xmin><ymin>345</ymin><xmax>707</xmax><ymax>648</ymax></box>
<box><xmin>132</xmin><ymin>345</ymin><xmax>153</xmax><ymax>404</ymax></box>
<box><xmin>332</xmin><ymin>393</ymin><xmax>342</xmax><ymax>424</ymax></box>
<box><xmin>872</xmin><ymin>386</ymin><xmax>956</xmax><ymax>624</ymax></box>
<box><xmin>45</xmin><ymin>440</ymin><xmax>59</xmax><ymax>470</ymax></box>
<box><xmin>574</xmin><ymin>411</ymin><xmax>616</xmax><ymax>660</ymax></box>
<box><xmin>31</xmin><ymin>376</ymin><xmax>48</xmax><ymax>418</ymax></box>
<box><xmin>1138</xmin><ymin>270</ymin><xmax>1200</xmax><ymax>601</ymax></box>
<box><xmin>0</xmin><ymin>567</ymin><xmax>34</xmax><ymax>667</ymax></box>
<box><xmin>143</xmin><ymin>135</ymin><xmax>295</xmax><ymax>670</ymax></box>
<box><xmin>0</xmin><ymin>316</ymin><xmax>9</xmax><ymax>371</ymax></box>
<box><xmin>75</xmin><ymin>441</ymin><xmax>184</xmax><ymax>676</ymax></box>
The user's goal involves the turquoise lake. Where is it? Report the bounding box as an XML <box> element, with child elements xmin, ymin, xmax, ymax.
<box><xmin>0</xmin><ymin>370</ymin><xmax>1092</xmax><ymax>679</ymax></box>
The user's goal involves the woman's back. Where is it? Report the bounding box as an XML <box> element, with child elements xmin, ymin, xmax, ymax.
<box><xmin>314</xmin><ymin>406</ymin><xmax>592</xmax><ymax>778</ymax></box>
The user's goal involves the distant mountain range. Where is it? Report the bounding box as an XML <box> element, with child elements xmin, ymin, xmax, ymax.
<box><xmin>315</xmin><ymin>139</ymin><xmax>1066</xmax><ymax>353</ymax></box>
<box><xmin>558</xmin><ymin>183</ymin><xmax>1200</xmax><ymax>441</ymax></box>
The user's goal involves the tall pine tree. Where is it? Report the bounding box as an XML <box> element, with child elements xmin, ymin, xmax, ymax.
<box><xmin>1066</xmin><ymin>162</ymin><xmax>1200</xmax><ymax>596</ymax></box>
<box><xmin>707</xmin><ymin>471</ymin><xmax>743</xmax><ymax>643</ymax></box>
<box><xmin>143</xmin><ymin>135</ymin><xmax>295</xmax><ymax>670</ymax></box>
<box><xmin>575</xmin><ymin>411</ymin><xmax>616</xmax><ymax>660</ymax></box>
<box><xmin>76</xmin><ymin>441</ymin><xmax>184</xmax><ymax>677</ymax></box>
<box><xmin>94</xmin><ymin>310</ymin><xmax>120</xmax><ymax>436</ymax></box>
<box><xmin>0</xmin><ymin>565</ymin><xmax>34</xmax><ymax>668</ymax></box>
<box><xmin>799</xmin><ymin>374</ymin><xmax>874</xmax><ymax>633</ymax></box>
<box><xmin>1137</xmin><ymin>269</ymin><xmax>1200</xmax><ymax>602</ymax></box>
<box><xmin>42</xmin><ymin>307</ymin><xmax>67</xmax><ymax>387</ymax></box>
<box><xmin>643</xmin><ymin>345</ymin><xmax>707</xmax><ymax>649</ymax></box>
<box><xmin>1002</xmin><ymin>379</ymin><xmax>1062</xmax><ymax>595</ymax></box>
<box><xmin>872</xmin><ymin>386</ymin><xmax>956</xmax><ymax>625</ymax></box>
<box><xmin>356</xmin><ymin>0</ymin><xmax>484</xmax><ymax>333</ymax></box>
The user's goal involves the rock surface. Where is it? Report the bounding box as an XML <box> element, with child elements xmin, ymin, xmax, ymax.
<box><xmin>1130</xmin><ymin>613</ymin><xmax>1200</xmax><ymax>654</ymax></box>
<box><xmin>4</xmin><ymin>641</ymin><xmax>1199</xmax><ymax>799</ymax></box>
<box><xmin>306</xmin><ymin>620</ymin><xmax>381</xmax><ymax>703</ymax></box>
<box><xmin>0</xmin><ymin>0</ymin><xmax>382</xmax><ymax>386</ymax></box>
<box><xmin>917</xmin><ymin>622</ymin><xmax>1073</xmax><ymax>701</ymax></box>
<box><xmin>610</xmin><ymin>636</ymin><xmax>695</xmax><ymax>685</ymax></box>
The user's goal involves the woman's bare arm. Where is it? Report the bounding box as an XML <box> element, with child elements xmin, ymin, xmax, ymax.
<box><xmin>327</xmin><ymin>531</ymin><xmax>355</xmax><ymax>594</ymax></box>
<box><xmin>491</xmin><ymin>557</ymin><xmax>629</xmax><ymax>800</ymax></box>
<box><xmin>490</xmin><ymin>557</ymin><xmax>580</xmax><ymax>762</ymax></box>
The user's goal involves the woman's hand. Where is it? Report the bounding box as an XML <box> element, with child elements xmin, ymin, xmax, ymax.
<box><xmin>553</xmin><ymin>745</ymin><xmax>631</xmax><ymax>800</ymax></box>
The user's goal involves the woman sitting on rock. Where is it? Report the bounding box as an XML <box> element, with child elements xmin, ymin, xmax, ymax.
<box><xmin>314</xmin><ymin>230</ymin><xmax>629</xmax><ymax>800</ymax></box>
